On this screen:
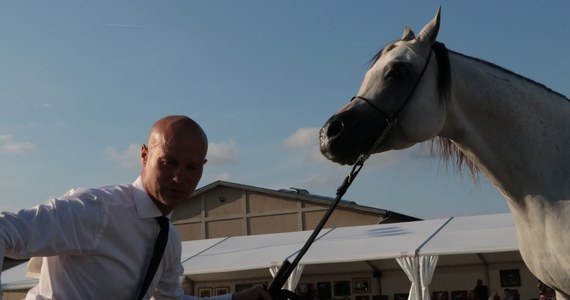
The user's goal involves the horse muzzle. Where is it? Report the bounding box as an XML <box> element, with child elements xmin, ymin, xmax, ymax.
<box><xmin>319</xmin><ymin>113</ymin><xmax>389</xmax><ymax>165</ymax></box>
<box><xmin>319</xmin><ymin>118</ymin><xmax>358</xmax><ymax>165</ymax></box>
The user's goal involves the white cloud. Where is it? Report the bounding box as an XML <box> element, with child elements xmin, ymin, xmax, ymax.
<box><xmin>212</xmin><ymin>172</ymin><xmax>231</xmax><ymax>181</ymax></box>
<box><xmin>207</xmin><ymin>140</ymin><xmax>239</xmax><ymax>165</ymax></box>
<box><xmin>0</xmin><ymin>178</ymin><xmax>25</xmax><ymax>189</ymax></box>
<box><xmin>305</xmin><ymin>172</ymin><xmax>343</xmax><ymax>187</ymax></box>
<box><xmin>281</xmin><ymin>128</ymin><xmax>331</xmax><ymax>164</ymax></box>
<box><xmin>363</xmin><ymin>150</ymin><xmax>405</xmax><ymax>169</ymax></box>
<box><xmin>309</xmin><ymin>145</ymin><xmax>330</xmax><ymax>164</ymax></box>
<box><xmin>2</xmin><ymin>142</ymin><xmax>36</xmax><ymax>154</ymax></box>
<box><xmin>105</xmin><ymin>23</ymin><xmax>157</xmax><ymax>28</ymax></box>
<box><xmin>105</xmin><ymin>144</ymin><xmax>140</xmax><ymax>170</ymax></box>
<box><xmin>0</xmin><ymin>134</ymin><xmax>13</xmax><ymax>142</ymax></box>
<box><xmin>351</xmin><ymin>145</ymin><xmax>436</xmax><ymax>171</ymax></box>
<box><xmin>0</xmin><ymin>135</ymin><xmax>36</xmax><ymax>154</ymax></box>
<box><xmin>282</xmin><ymin>127</ymin><xmax>319</xmax><ymax>149</ymax></box>
<box><xmin>35</xmin><ymin>103</ymin><xmax>52</xmax><ymax>109</ymax></box>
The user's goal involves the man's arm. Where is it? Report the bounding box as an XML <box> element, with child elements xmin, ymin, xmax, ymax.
<box><xmin>0</xmin><ymin>194</ymin><xmax>106</xmax><ymax>294</ymax></box>
<box><xmin>0</xmin><ymin>196</ymin><xmax>104</xmax><ymax>258</ymax></box>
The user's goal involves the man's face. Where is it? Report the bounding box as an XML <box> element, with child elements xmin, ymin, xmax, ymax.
<box><xmin>141</xmin><ymin>130</ymin><xmax>207</xmax><ymax>213</ymax></box>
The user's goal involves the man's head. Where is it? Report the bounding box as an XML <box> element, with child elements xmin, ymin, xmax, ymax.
<box><xmin>141</xmin><ymin>115</ymin><xmax>208</xmax><ymax>215</ymax></box>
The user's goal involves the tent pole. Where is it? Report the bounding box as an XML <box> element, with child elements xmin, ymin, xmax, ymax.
<box><xmin>415</xmin><ymin>256</ymin><xmax>422</xmax><ymax>300</ymax></box>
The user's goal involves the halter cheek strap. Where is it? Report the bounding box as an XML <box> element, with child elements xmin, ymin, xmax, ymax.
<box><xmin>353</xmin><ymin>48</ymin><xmax>433</xmax><ymax>124</ymax></box>
<box><xmin>349</xmin><ymin>47</ymin><xmax>433</xmax><ymax>164</ymax></box>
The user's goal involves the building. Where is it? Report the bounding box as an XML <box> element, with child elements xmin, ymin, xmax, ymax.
<box><xmin>171</xmin><ymin>180</ymin><xmax>419</xmax><ymax>241</ymax></box>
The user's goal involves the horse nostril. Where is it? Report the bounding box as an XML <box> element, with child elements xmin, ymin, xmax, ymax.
<box><xmin>327</xmin><ymin>119</ymin><xmax>344</xmax><ymax>139</ymax></box>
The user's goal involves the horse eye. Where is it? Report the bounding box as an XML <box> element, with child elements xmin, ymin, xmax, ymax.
<box><xmin>384</xmin><ymin>44</ymin><xmax>397</xmax><ymax>53</ymax></box>
<box><xmin>385</xmin><ymin>64</ymin><xmax>410</xmax><ymax>81</ymax></box>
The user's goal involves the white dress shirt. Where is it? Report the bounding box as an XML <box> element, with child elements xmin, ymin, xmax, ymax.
<box><xmin>0</xmin><ymin>177</ymin><xmax>232</xmax><ymax>300</ymax></box>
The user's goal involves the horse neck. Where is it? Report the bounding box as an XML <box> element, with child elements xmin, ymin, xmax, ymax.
<box><xmin>444</xmin><ymin>52</ymin><xmax>570</xmax><ymax>202</ymax></box>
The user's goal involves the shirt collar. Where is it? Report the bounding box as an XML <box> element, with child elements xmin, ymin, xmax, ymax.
<box><xmin>132</xmin><ymin>176</ymin><xmax>171</xmax><ymax>220</ymax></box>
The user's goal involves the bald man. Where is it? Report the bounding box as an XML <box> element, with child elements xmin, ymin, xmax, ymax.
<box><xmin>141</xmin><ymin>115</ymin><xmax>209</xmax><ymax>216</ymax></box>
<box><xmin>0</xmin><ymin>115</ymin><xmax>271</xmax><ymax>300</ymax></box>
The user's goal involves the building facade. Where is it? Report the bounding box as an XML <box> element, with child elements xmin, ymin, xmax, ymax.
<box><xmin>171</xmin><ymin>181</ymin><xmax>419</xmax><ymax>241</ymax></box>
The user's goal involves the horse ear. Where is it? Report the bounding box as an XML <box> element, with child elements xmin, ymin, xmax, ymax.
<box><xmin>416</xmin><ymin>7</ymin><xmax>441</xmax><ymax>45</ymax></box>
<box><xmin>402</xmin><ymin>26</ymin><xmax>415</xmax><ymax>41</ymax></box>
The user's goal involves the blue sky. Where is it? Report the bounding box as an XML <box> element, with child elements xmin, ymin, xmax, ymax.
<box><xmin>0</xmin><ymin>1</ymin><xmax>568</xmax><ymax>219</ymax></box>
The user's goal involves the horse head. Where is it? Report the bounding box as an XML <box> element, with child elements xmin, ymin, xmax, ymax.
<box><xmin>319</xmin><ymin>8</ymin><xmax>450</xmax><ymax>165</ymax></box>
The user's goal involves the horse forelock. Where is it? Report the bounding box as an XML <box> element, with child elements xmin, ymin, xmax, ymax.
<box><xmin>369</xmin><ymin>41</ymin><xmax>451</xmax><ymax>100</ymax></box>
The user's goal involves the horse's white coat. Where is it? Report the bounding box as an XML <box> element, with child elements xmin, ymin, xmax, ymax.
<box><xmin>321</xmin><ymin>9</ymin><xmax>570</xmax><ymax>298</ymax></box>
<box><xmin>444</xmin><ymin>48</ymin><xmax>570</xmax><ymax>298</ymax></box>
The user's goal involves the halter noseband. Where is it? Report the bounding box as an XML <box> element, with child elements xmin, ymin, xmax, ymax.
<box><xmin>349</xmin><ymin>47</ymin><xmax>433</xmax><ymax>163</ymax></box>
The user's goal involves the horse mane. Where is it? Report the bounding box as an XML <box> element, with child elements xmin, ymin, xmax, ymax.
<box><xmin>429</xmin><ymin>42</ymin><xmax>480</xmax><ymax>179</ymax></box>
<box><xmin>434</xmin><ymin>46</ymin><xmax>570</xmax><ymax>179</ymax></box>
<box><xmin>449</xmin><ymin>50</ymin><xmax>570</xmax><ymax>102</ymax></box>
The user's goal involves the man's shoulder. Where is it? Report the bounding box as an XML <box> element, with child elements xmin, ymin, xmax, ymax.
<box><xmin>60</xmin><ymin>183</ymin><xmax>135</xmax><ymax>206</ymax></box>
<box><xmin>63</xmin><ymin>182</ymin><xmax>131</xmax><ymax>196</ymax></box>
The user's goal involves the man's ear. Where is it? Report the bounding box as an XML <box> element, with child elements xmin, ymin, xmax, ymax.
<box><xmin>141</xmin><ymin>144</ymin><xmax>149</xmax><ymax>165</ymax></box>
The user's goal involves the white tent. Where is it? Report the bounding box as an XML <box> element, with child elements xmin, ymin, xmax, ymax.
<box><xmin>2</xmin><ymin>213</ymin><xmax>519</xmax><ymax>296</ymax></box>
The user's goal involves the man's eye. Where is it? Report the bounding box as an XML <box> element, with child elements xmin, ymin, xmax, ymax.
<box><xmin>187</xmin><ymin>164</ymin><xmax>202</xmax><ymax>171</ymax></box>
<box><xmin>161</xmin><ymin>160</ymin><xmax>176</xmax><ymax>166</ymax></box>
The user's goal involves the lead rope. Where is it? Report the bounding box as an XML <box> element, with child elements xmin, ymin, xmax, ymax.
<box><xmin>337</xmin><ymin>118</ymin><xmax>396</xmax><ymax>196</ymax></box>
<box><xmin>267</xmin><ymin>118</ymin><xmax>397</xmax><ymax>300</ymax></box>
<box><xmin>269</xmin><ymin>43</ymin><xmax>433</xmax><ymax>300</ymax></box>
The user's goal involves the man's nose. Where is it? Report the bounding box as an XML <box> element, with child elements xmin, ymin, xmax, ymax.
<box><xmin>172</xmin><ymin>166</ymin><xmax>185</xmax><ymax>183</ymax></box>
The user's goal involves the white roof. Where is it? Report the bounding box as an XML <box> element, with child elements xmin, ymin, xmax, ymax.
<box><xmin>1</xmin><ymin>258</ymin><xmax>38</xmax><ymax>290</ymax></box>
<box><xmin>301</xmin><ymin>217</ymin><xmax>450</xmax><ymax>264</ymax></box>
<box><xmin>419</xmin><ymin>213</ymin><xmax>518</xmax><ymax>256</ymax></box>
<box><xmin>2</xmin><ymin>213</ymin><xmax>518</xmax><ymax>290</ymax></box>
<box><xmin>181</xmin><ymin>213</ymin><xmax>518</xmax><ymax>276</ymax></box>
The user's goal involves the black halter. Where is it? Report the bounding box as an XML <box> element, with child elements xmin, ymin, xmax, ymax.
<box><xmin>345</xmin><ymin>47</ymin><xmax>434</xmax><ymax>166</ymax></box>
<box><xmin>352</xmin><ymin>47</ymin><xmax>433</xmax><ymax>126</ymax></box>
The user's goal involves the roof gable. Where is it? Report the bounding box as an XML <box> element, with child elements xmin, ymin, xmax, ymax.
<box><xmin>192</xmin><ymin>180</ymin><xmax>419</xmax><ymax>221</ymax></box>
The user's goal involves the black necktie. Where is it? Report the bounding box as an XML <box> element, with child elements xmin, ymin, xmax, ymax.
<box><xmin>137</xmin><ymin>216</ymin><xmax>169</xmax><ymax>300</ymax></box>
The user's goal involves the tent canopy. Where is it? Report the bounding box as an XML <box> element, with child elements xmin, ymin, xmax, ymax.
<box><xmin>181</xmin><ymin>213</ymin><xmax>517</xmax><ymax>276</ymax></box>
<box><xmin>2</xmin><ymin>213</ymin><xmax>518</xmax><ymax>290</ymax></box>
